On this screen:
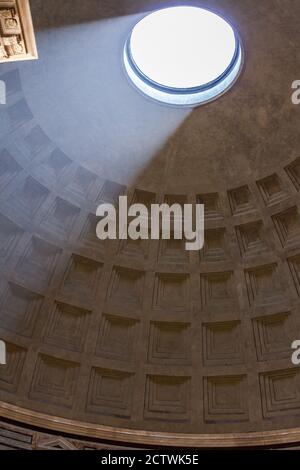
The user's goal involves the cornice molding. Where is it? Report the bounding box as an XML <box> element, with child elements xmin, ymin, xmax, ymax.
<box><xmin>0</xmin><ymin>401</ymin><xmax>299</xmax><ymax>448</ymax></box>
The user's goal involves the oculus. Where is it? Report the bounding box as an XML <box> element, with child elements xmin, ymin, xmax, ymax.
<box><xmin>124</xmin><ymin>6</ymin><xmax>243</xmax><ymax>106</ymax></box>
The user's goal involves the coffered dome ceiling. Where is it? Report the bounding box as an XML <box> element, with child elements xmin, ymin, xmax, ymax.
<box><xmin>1</xmin><ymin>0</ymin><xmax>300</xmax><ymax>447</ymax></box>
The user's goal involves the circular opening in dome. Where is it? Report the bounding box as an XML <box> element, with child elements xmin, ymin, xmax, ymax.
<box><xmin>124</xmin><ymin>6</ymin><xmax>243</xmax><ymax>107</ymax></box>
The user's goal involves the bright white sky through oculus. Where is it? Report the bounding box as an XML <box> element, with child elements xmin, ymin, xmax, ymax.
<box><xmin>130</xmin><ymin>6</ymin><xmax>237</xmax><ymax>89</ymax></box>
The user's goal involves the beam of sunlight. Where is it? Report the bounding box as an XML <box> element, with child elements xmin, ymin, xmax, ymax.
<box><xmin>16</xmin><ymin>14</ymin><xmax>192</xmax><ymax>186</ymax></box>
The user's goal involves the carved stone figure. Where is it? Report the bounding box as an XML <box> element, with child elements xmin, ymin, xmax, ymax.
<box><xmin>0</xmin><ymin>36</ymin><xmax>7</xmax><ymax>58</ymax></box>
<box><xmin>3</xmin><ymin>35</ymin><xmax>24</xmax><ymax>56</ymax></box>
<box><xmin>0</xmin><ymin>8</ymin><xmax>14</xmax><ymax>18</ymax></box>
<box><xmin>0</xmin><ymin>7</ymin><xmax>21</xmax><ymax>35</ymax></box>
<box><xmin>0</xmin><ymin>1</ymin><xmax>37</xmax><ymax>63</ymax></box>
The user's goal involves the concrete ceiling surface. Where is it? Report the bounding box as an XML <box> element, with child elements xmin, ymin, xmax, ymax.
<box><xmin>0</xmin><ymin>0</ymin><xmax>300</xmax><ymax>444</ymax></box>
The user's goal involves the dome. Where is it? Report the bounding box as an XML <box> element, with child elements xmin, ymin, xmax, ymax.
<box><xmin>0</xmin><ymin>0</ymin><xmax>300</xmax><ymax>450</ymax></box>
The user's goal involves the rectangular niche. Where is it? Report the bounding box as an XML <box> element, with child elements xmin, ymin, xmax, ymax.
<box><xmin>152</xmin><ymin>273</ymin><xmax>190</xmax><ymax>312</ymax></box>
<box><xmin>29</xmin><ymin>354</ymin><xmax>79</xmax><ymax>409</ymax></box>
<box><xmin>197</xmin><ymin>193</ymin><xmax>223</xmax><ymax>221</ymax></box>
<box><xmin>272</xmin><ymin>206</ymin><xmax>300</xmax><ymax>249</ymax></box>
<box><xmin>33</xmin><ymin>148</ymin><xmax>72</xmax><ymax>187</ymax></box>
<box><xmin>96</xmin><ymin>314</ymin><xmax>140</xmax><ymax>362</ymax></box>
<box><xmin>41</xmin><ymin>197</ymin><xmax>80</xmax><ymax>241</ymax></box>
<box><xmin>288</xmin><ymin>254</ymin><xmax>300</xmax><ymax>296</ymax></box>
<box><xmin>15</xmin><ymin>236</ymin><xmax>62</xmax><ymax>290</ymax></box>
<box><xmin>256</xmin><ymin>173</ymin><xmax>288</xmax><ymax>207</ymax></box>
<box><xmin>164</xmin><ymin>194</ymin><xmax>188</xmax><ymax>207</ymax></box>
<box><xmin>285</xmin><ymin>157</ymin><xmax>300</xmax><ymax>191</ymax></box>
<box><xmin>144</xmin><ymin>375</ymin><xmax>191</xmax><ymax>422</ymax></box>
<box><xmin>158</xmin><ymin>232</ymin><xmax>189</xmax><ymax>264</ymax></box>
<box><xmin>44</xmin><ymin>301</ymin><xmax>91</xmax><ymax>353</ymax></box>
<box><xmin>86</xmin><ymin>367</ymin><xmax>134</xmax><ymax>419</ymax></box>
<box><xmin>0</xmin><ymin>148</ymin><xmax>22</xmax><ymax>191</ymax></box>
<box><xmin>0</xmin><ymin>282</ymin><xmax>43</xmax><ymax>337</ymax></box>
<box><xmin>60</xmin><ymin>254</ymin><xmax>103</xmax><ymax>304</ymax></box>
<box><xmin>203</xmin><ymin>374</ymin><xmax>249</xmax><ymax>423</ymax></box>
<box><xmin>66</xmin><ymin>166</ymin><xmax>98</xmax><ymax>202</ymax></box>
<box><xmin>200</xmin><ymin>271</ymin><xmax>236</xmax><ymax>312</ymax></box>
<box><xmin>235</xmin><ymin>220</ymin><xmax>269</xmax><ymax>258</ymax></box>
<box><xmin>244</xmin><ymin>263</ymin><xmax>285</xmax><ymax>308</ymax></box>
<box><xmin>0</xmin><ymin>0</ymin><xmax>38</xmax><ymax>63</ymax></box>
<box><xmin>7</xmin><ymin>98</ymin><xmax>33</xmax><ymax>128</ymax></box>
<box><xmin>131</xmin><ymin>188</ymin><xmax>156</xmax><ymax>210</ymax></box>
<box><xmin>260</xmin><ymin>368</ymin><xmax>300</xmax><ymax>419</ymax></box>
<box><xmin>0</xmin><ymin>214</ymin><xmax>23</xmax><ymax>262</ymax></box>
<box><xmin>202</xmin><ymin>320</ymin><xmax>243</xmax><ymax>366</ymax></box>
<box><xmin>0</xmin><ymin>342</ymin><xmax>26</xmax><ymax>393</ymax></box>
<box><xmin>201</xmin><ymin>228</ymin><xmax>227</xmax><ymax>262</ymax></box>
<box><xmin>6</xmin><ymin>175</ymin><xmax>50</xmax><ymax>220</ymax></box>
<box><xmin>252</xmin><ymin>312</ymin><xmax>293</xmax><ymax>361</ymax></box>
<box><xmin>228</xmin><ymin>185</ymin><xmax>255</xmax><ymax>216</ymax></box>
<box><xmin>119</xmin><ymin>235</ymin><xmax>150</xmax><ymax>260</ymax></box>
<box><xmin>106</xmin><ymin>266</ymin><xmax>145</xmax><ymax>311</ymax></box>
<box><xmin>23</xmin><ymin>125</ymin><xmax>52</xmax><ymax>159</ymax></box>
<box><xmin>148</xmin><ymin>321</ymin><xmax>191</xmax><ymax>365</ymax></box>
<box><xmin>96</xmin><ymin>180</ymin><xmax>126</xmax><ymax>207</ymax></box>
<box><xmin>78</xmin><ymin>213</ymin><xmax>106</xmax><ymax>252</ymax></box>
